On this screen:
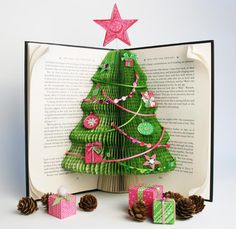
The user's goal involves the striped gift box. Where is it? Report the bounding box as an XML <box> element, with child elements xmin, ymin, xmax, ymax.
<box><xmin>153</xmin><ymin>198</ymin><xmax>175</xmax><ymax>224</ymax></box>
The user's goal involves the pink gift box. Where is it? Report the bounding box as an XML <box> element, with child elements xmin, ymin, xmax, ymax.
<box><xmin>129</xmin><ymin>184</ymin><xmax>163</xmax><ymax>217</ymax></box>
<box><xmin>85</xmin><ymin>142</ymin><xmax>103</xmax><ymax>164</ymax></box>
<box><xmin>124</xmin><ymin>59</ymin><xmax>134</xmax><ymax>67</ymax></box>
<box><xmin>48</xmin><ymin>194</ymin><xmax>76</xmax><ymax>219</ymax></box>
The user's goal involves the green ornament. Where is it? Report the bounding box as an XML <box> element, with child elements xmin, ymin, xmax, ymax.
<box><xmin>99</xmin><ymin>62</ymin><xmax>112</xmax><ymax>72</ymax></box>
<box><xmin>92</xmin><ymin>85</ymin><xmax>100</xmax><ymax>96</ymax></box>
<box><xmin>137</xmin><ymin>120</ymin><xmax>154</xmax><ymax>135</ymax></box>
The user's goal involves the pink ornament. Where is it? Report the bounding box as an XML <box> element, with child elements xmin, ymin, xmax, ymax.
<box><xmin>83</xmin><ymin>112</ymin><xmax>100</xmax><ymax>129</ymax></box>
<box><xmin>143</xmin><ymin>154</ymin><xmax>160</xmax><ymax>169</ymax></box>
<box><xmin>140</xmin><ymin>142</ymin><xmax>145</xmax><ymax>146</ymax></box>
<box><xmin>94</xmin><ymin>4</ymin><xmax>138</xmax><ymax>46</ymax></box>
<box><xmin>113</xmin><ymin>99</ymin><xmax>119</xmax><ymax>103</ymax></box>
<box><xmin>141</xmin><ymin>91</ymin><xmax>157</xmax><ymax>108</ymax></box>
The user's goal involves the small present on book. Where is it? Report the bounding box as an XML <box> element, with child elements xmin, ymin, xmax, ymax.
<box><xmin>121</xmin><ymin>53</ymin><xmax>136</xmax><ymax>67</ymax></box>
<box><xmin>48</xmin><ymin>186</ymin><xmax>76</xmax><ymax>219</ymax></box>
<box><xmin>129</xmin><ymin>184</ymin><xmax>163</xmax><ymax>217</ymax></box>
<box><xmin>85</xmin><ymin>142</ymin><xmax>103</xmax><ymax>164</ymax></box>
<box><xmin>153</xmin><ymin>198</ymin><xmax>175</xmax><ymax>224</ymax></box>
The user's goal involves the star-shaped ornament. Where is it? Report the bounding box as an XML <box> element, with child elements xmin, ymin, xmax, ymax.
<box><xmin>94</xmin><ymin>4</ymin><xmax>138</xmax><ymax>46</ymax></box>
<box><xmin>143</xmin><ymin>154</ymin><xmax>160</xmax><ymax>169</ymax></box>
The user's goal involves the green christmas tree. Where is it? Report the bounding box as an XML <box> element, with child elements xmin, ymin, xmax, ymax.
<box><xmin>62</xmin><ymin>50</ymin><xmax>176</xmax><ymax>175</ymax></box>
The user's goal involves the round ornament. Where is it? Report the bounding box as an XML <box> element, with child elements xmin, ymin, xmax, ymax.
<box><xmin>83</xmin><ymin>112</ymin><xmax>100</xmax><ymax>129</ymax></box>
<box><xmin>137</xmin><ymin>121</ymin><xmax>154</xmax><ymax>136</ymax></box>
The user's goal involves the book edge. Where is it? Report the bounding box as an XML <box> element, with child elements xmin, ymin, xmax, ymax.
<box><xmin>24</xmin><ymin>41</ymin><xmax>29</xmax><ymax>196</ymax></box>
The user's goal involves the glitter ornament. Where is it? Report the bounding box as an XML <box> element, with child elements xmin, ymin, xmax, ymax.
<box><xmin>137</xmin><ymin>120</ymin><xmax>154</xmax><ymax>135</ymax></box>
<box><xmin>143</xmin><ymin>154</ymin><xmax>160</xmax><ymax>169</ymax></box>
<box><xmin>83</xmin><ymin>112</ymin><xmax>100</xmax><ymax>129</ymax></box>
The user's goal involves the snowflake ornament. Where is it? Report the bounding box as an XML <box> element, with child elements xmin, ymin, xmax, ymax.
<box><xmin>83</xmin><ymin>112</ymin><xmax>100</xmax><ymax>129</ymax></box>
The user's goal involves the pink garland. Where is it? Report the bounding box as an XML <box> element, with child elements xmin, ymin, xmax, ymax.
<box><xmin>83</xmin><ymin>71</ymin><xmax>139</xmax><ymax>104</ymax></box>
<box><xmin>102</xmin><ymin>89</ymin><xmax>156</xmax><ymax>117</ymax></box>
<box><xmin>65</xmin><ymin>128</ymin><xmax>167</xmax><ymax>163</ymax></box>
<box><xmin>111</xmin><ymin>122</ymin><xmax>170</xmax><ymax>149</ymax></box>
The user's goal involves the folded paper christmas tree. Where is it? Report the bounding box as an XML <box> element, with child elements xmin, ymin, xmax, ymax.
<box><xmin>62</xmin><ymin>50</ymin><xmax>176</xmax><ymax>175</ymax></box>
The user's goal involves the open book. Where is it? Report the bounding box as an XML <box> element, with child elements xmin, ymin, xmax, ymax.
<box><xmin>25</xmin><ymin>40</ymin><xmax>214</xmax><ymax>201</ymax></box>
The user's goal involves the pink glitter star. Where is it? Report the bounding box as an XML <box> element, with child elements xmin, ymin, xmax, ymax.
<box><xmin>94</xmin><ymin>4</ymin><xmax>138</xmax><ymax>46</ymax></box>
<box><xmin>143</xmin><ymin>154</ymin><xmax>160</xmax><ymax>169</ymax></box>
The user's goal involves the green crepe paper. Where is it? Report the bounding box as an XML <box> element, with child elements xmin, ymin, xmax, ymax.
<box><xmin>121</xmin><ymin>53</ymin><xmax>137</xmax><ymax>61</ymax></box>
<box><xmin>153</xmin><ymin>199</ymin><xmax>175</xmax><ymax>224</ymax></box>
<box><xmin>61</xmin><ymin>50</ymin><xmax>176</xmax><ymax>175</ymax></box>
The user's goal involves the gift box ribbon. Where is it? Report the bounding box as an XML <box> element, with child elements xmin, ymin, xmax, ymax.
<box><xmin>52</xmin><ymin>195</ymin><xmax>72</xmax><ymax>206</ymax></box>
<box><xmin>159</xmin><ymin>198</ymin><xmax>175</xmax><ymax>224</ymax></box>
<box><xmin>91</xmin><ymin>145</ymin><xmax>102</xmax><ymax>163</ymax></box>
<box><xmin>161</xmin><ymin>197</ymin><xmax>166</xmax><ymax>224</ymax></box>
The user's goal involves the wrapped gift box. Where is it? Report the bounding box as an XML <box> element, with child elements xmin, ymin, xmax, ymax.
<box><xmin>129</xmin><ymin>184</ymin><xmax>163</xmax><ymax>217</ymax></box>
<box><xmin>121</xmin><ymin>53</ymin><xmax>136</xmax><ymax>67</ymax></box>
<box><xmin>48</xmin><ymin>194</ymin><xmax>76</xmax><ymax>219</ymax></box>
<box><xmin>153</xmin><ymin>198</ymin><xmax>175</xmax><ymax>224</ymax></box>
<box><xmin>124</xmin><ymin>58</ymin><xmax>134</xmax><ymax>67</ymax></box>
<box><xmin>85</xmin><ymin>142</ymin><xmax>103</xmax><ymax>164</ymax></box>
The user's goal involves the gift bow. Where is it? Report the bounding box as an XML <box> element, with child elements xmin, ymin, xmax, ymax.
<box><xmin>92</xmin><ymin>146</ymin><xmax>103</xmax><ymax>154</ymax></box>
<box><xmin>121</xmin><ymin>53</ymin><xmax>137</xmax><ymax>61</ymax></box>
<box><xmin>52</xmin><ymin>194</ymin><xmax>72</xmax><ymax>206</ymax></box>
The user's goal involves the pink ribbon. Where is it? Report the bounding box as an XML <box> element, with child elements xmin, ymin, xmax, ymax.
<box><xmin>65</xmin><ymin>128</ymin><xmax>166</xmax><ymax>163</ymax></box>
<box><xmin>102</xmin><ymin>89</ymin><xmax>156</xmax><ymax>117</ymax></box>
<box><xmin>162</xmin><ymin>197</ymin><xmax>166</xmax><ymax>224</ymax></box>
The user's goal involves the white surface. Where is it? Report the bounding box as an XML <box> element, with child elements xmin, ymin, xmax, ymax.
<box><xmin>0</xmin><ymin>0</ymin><xmax>236</xmax><ymax>227</ymax></box>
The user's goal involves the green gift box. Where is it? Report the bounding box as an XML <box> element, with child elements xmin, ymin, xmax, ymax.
<box><xmin>153</xmin><ymin>198</ymin><xmax>175</xmax><ymax>224</ymax></box>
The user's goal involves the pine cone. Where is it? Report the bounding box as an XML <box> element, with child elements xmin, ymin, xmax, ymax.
<box><xmin>189</xmin><ymin>195</ymin><xmax>205</xmax><ymax>213</ymax></box>
<box><xmin>41</xmin><ymin>192</ymin><xmax>53</xmax><ymax>210</ymax></box>
<box><xmin>128</xmin><ymin>201</ymin><xmax>147</xmax><ymax>222</ymax></box>
<box><xmin>79</xmin><ymin>194</ymin><xmax>97</xmax><ymax>211</ymax></box>
<box><xmin>17</xmin><ymin>197</ymin><xmax>38</xmax><ymax>215</ymax></box>
<box><xmin>176</xmin><ymin>198</ymin><xmax>195</xmax><ymax>219</ymax></box>
<box><xmin>163</xmin><ymin>191</ymin><xmax>183</xmax><ymax>202</ymax></box>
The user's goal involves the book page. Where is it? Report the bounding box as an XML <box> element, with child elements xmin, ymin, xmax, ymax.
<box><xmin>27</xmin><ymin>43</ymin><xmax>108</xmax><ymax>199</ymax></box>
<box><xmin>132</xmin><ymin>43</ymin><xmax>212</xmax><ymax>200</ymax></box>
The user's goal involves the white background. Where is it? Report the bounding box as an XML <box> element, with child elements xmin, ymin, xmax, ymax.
<box><xmin>0</xmin><ymin>0</ymin><xmax>235</xmax><ymax>228</ymax></box>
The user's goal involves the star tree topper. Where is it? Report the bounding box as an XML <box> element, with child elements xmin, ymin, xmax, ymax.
<box><xmin>94</xmin><ymin>4</ymin><xmax>138</xmax><ymax>46</ymax></box>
